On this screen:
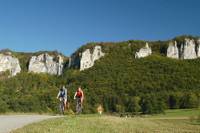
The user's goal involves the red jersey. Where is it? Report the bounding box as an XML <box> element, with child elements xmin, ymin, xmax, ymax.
<box><xmin>76</xmin><ymin>90</ymin><xmax>82</xmax><ymax>98</ymax></box>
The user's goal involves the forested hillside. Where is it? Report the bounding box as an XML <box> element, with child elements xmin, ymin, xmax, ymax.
<box><xmin>0</xmin><ymin>36</ymin><xmax>200</xmax><ymax>114</ymax></box>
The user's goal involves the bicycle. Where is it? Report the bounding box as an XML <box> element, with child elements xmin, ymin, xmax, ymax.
<box><xmin>76</xmin><ymin>97</ymin><xmax>82</xmax><ymax>114</ymax></box>
<box><xmin>58</xmin><ymin>97</ymin><xmax>65</xmax><ymax>115</ymax></box>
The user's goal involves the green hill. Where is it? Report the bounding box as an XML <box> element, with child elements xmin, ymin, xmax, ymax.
<box><xmin>0</xmin><ymin>36</ymin><xmax>200</xmax><ymax>114</ymax></box>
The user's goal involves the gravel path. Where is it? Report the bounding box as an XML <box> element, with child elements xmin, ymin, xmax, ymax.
<box><xmin>0</xmin><ymin>115</ymin><xmax>60</xmax><ymax>133</ymax></box>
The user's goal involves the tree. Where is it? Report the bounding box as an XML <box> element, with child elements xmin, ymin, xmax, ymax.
<box><xmin>168</xmin><ymin>93</ymin><xmax>180</xmax><ymax>109</ymax></box>
<box><xmin>0</xmin><ymin>98</ymin><xmax>8</xmax><ymax>113</ymax></box>
<box><xmin>180</xmin><ymin>93</ymin><xmax>199</xmax><ymax>108</ymax></box>
<box><xmin>127</xmin><ymin>96</ymin><xmax>141</xmax><ymax>113</ymax></box>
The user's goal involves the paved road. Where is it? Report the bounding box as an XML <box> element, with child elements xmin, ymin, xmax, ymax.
<box><xmin>0</xmin><ymin>115</ymin><xmax>59</xmax><ymax>133</ymax></box>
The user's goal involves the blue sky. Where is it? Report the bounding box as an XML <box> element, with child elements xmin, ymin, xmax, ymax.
<box><xmin>0</xmin><ymin>0</ymin><xmax>199</xmax><ymax>56</ymax></box>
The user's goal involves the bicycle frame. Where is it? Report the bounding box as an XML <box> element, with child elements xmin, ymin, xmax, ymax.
<box><xmin>76</xmin><ymin>97</ymin><xmax>82</xmax><ymax>114</ymax></box>
<box><xmin>59</xmin><ymin>97</ymin><xmax>65</xmax><ymax>115</ymax></box>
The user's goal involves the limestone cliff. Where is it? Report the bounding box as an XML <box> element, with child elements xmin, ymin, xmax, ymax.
<box><xmin>197</xmin><ymin>39</ymin><xmax>200</xmax><ymax>57</ymax></box>
<box><xmin>80</xmin><ymin>49</ymin><xmax>93</xmax><ymax>71</ymax></box>
<box><xmin>167</xmin><ymin>38</ymin><xmax>199</xmax><ymax>60</ymax></box>
<box><xmin>80</xmin><ymin>46</ymin><xmax>105</xmax><ymax>71</ymax></box>
<box><xmin>69</xmin><ymin>45</ymin><xmax>105</xmax><ymax>71</ymax></box>
<box><xmin>135</xmin><ymin>43</ymin><xmax>152</xmax><ymax>58</ymax></box>
<box><xmin>181</xmin><ymin>38</ymin><xmax>197</xmax><ymax>59</ymax></box>
<box><xmin>0</xmin><ymin>54</ymin><xmax>21</xmax><ymax>76</ymax></box>
<box><xmin>167</xmin><ymin>41</ymin><xmax>179</xmax><ymax>59</ymax></box>
<box><xmin>28</xmin><ymin>53</ymin><xmax>63</xmax><ymax>75</ymax></box>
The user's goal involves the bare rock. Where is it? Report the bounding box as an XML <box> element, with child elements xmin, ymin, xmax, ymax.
<box><xmin>167</xmin><ymin>41</ymin><xmax>179</xmax><ymax>59</ymax></box>
<box><xmin>135</xmin><ymin>43</ymin><xmax>152</xmax><ymax>58</ymax></box>
<box><xmin>28</xmin><ymin>53</ymin><xmax>64</xmax><ymax>75</ymax></box>
<box><xmin>0</xmin><ymin>54</ymin><xmax>21</xmax><ymax>76</ymax></box>
<box><xmin>197</xmin><ymin>39</ymin><xmax>200</xmax><ymax>57</ymax></box>
<box><xmin>80</xmin><ymin>46</ymin><xmax>105</xmax><ymax>71</ymax></box>
<box><xmin>181</xmin><ymin>38</ymin><xmax>197</xmax><ymax>59</ymax></box>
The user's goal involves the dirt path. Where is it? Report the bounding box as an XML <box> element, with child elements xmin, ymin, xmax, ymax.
<box><xmin>0</xmin><ymin>115</ymin><xmax>60</xmax><ymax>133</ymax></box>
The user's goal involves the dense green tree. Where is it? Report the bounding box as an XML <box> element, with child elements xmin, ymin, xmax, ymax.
<box><xmin>126</xmin><ymin>96</ymin><xmax>141</xmax><ymax>113</ymax></box>
<box><xmin>180</xmin><ymin>92</ymin><xmax>199</xmax><ymax>109</ymax></box>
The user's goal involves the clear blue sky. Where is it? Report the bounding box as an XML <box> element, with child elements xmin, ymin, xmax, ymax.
<box><xmin>0</xmin><ymin>0</ymin><xmax>199</xmax><ymax>56</ymax></box>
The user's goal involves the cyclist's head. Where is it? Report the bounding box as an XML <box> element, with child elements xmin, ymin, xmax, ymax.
<box><xmin>78</xmin><ymin>86</ymin><xmax>82</xmax><ymax>91</ymax></box>
<box><xmin>60</xmin><ymin>88</ymin><xmax>63</xmax><ymax>91</ymax></box>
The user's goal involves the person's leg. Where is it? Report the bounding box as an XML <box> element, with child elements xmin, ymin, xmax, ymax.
<box><xmin>76</xmin><ymin>98</ymin><xmax>79</xmax><ymax>113</ymax></box>
<box><xmin>59</xmin><ymin>98</ymin><xmax>65</xmax><ymax>113</ymax></box>
<box><xmin>76</xmin><ymin>97</ymin><xmax>81</xmax><ymax>114</ymax></box>
<box><xmin>64</xmin><ymin>98</ymin><xmax>67</xmax><ymax>110</ymax></box>
<box><xmin>78</xmin><ymin>98</ymin><xmax>82</xmax><ymax>113</ymax></box>
<box><xmin>81</xmin><ymin>97</ymin><xmax>83</xmax><ymax>108</ymax></box>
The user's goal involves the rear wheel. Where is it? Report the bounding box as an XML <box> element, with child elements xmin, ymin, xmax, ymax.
<box><xmin>76</xmin><ymin>98</ymin><xmax>82</xmax><ymax>114</ymax></box>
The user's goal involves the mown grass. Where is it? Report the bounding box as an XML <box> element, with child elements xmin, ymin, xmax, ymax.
<box><xmin>150</xmin><ymin>109</ymin><xmax>200</xmax><ymax>118</ymax></box>
<box><xmin>12</xmin><ymin>109</ymin><xmax>200</xmax><ymax>133</ymax></box>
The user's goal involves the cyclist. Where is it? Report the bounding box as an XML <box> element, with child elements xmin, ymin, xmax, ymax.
<box><xmin>74</xmin><ymin>86</ymin><xmax>84</xmax><ymax>111</ymax></box>
<box><xmin>57</xmin><ymin>85</ymin><xmax>67</xmax><ymax>110</ymax></box>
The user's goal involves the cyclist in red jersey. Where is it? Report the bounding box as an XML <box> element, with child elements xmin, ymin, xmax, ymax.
<box><xmin>74</xmin><ymin>86</ymin><xmax>84</xmax><ymax>103</ymax></box>
<box><xmin>74</xmin><ymin>86</ymin><xmax>84</xmax><ymax>106</ymax></box>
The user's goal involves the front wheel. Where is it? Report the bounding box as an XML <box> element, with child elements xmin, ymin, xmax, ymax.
<box><xmin>59</xmin><ymin>99</ymin><xmax>65</xmax><ymax>115</ymax></box>
<box><xmin>76</xmin><ymin>98</ymin><xmax>82</xmax><ymax>114</ymax></box>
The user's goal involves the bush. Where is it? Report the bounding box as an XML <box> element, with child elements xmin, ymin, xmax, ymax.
<box><xmin>0</xmin><ymin>98</ymin><xmax>9</xmax><ymax>113</ymax></box>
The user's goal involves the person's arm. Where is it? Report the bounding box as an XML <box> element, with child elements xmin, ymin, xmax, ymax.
<box><xmin>65</xmin><ymin>88</ymin><xmax>67</xmax><ymax>97</ymax></box>
<box><xmin>74</xmin><ymin>92</ymin><xmax>77</xmax><ymax>99</ymax></box>
<box><xmin>81</xmin><ymin>90</ymin><xmax>84</xmax><ymax>102</ymax></box>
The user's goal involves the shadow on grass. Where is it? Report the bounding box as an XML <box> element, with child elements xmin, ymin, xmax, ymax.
<box><xmin>190</xmin><ymin>122</ymin><xmax>200</xmax><ymax>125</ymax></box>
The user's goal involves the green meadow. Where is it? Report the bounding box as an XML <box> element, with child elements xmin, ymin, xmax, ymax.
<box><xmin>13</xmin><ymin>109</ymin><xmax>200</xmax><ymax>133</ymax></box>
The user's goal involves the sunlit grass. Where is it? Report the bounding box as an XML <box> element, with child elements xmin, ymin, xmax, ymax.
<box><xmin>12</xmin><ymin>109</ymin><xmax>200</xmax><ymax>133</ymax></box>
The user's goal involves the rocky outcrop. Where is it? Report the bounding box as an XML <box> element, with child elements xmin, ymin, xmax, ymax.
<box><xmin>197</xmin><ymin>39</ymin><xmax>200</xmax><ymax>57</ymax></box>
<box><xmin>167</xmin><ymin>41</ymin><xmax>179</xmax><ymax>59</ymax></box>
<box><xmin>80</xmin><ymin>49</ymin><xmax>93</xmax><ymax>71</ymax></box>
<box><xmin>135</xmin><ymin>43</ymin><xmax>152</xmax><ymax>58</ymax></box>
<box><xmin>167</xmin><ymin>38</ymin><xmax>199</xmax><ymax>60</ymax></box>
<box><xmin>28</xmin><ymin>53</ymin><xmax>64</xmax><ymax>75</ymax></box>
<box><xmin>0</xmin><ymin>54</ymin><xmax>21</xmax><ymax>76</ymax></box>
<box><xmin>80</xmin><ymin>46</ymin><xmax>105</xmax><ymax>71</ymax></box>
<box><xmin>181</xmin><ymin>39</ymin><xmax>197</xmax><ymax>59</ymax></box>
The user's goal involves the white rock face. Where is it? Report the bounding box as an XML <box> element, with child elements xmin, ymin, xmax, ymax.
<box><xmin>135</xmin><ymin>43</ymin><xmax>152</xmax><ymax>58</ymax></box>
<box><xmin>92</xmin><ymin>46</ymin><xmax>105</xmax><ymax>61</ymax></box>
<box><xmin>181</xmin><ymin>38</ymin><xmax>197</xmax><ymax>59</ymax></box>
<box><xmin>197</xmin><ymin>39</ymin><xmax>200</xmax><ymax>57</ymax></box>
<box><xmin>0</xmin><ymin>54</ymin><xmax>21</xmax><ymax>76</ymax></box>
<box><xmin>80</xmin><ymin>49</ymin><xmax>93</xmax><ymax>71</ymax></box>
<box><xmin>80</xmin><ymin>46</ymin><xmax>105</xmax><ymax>71</ymax></box>
<box><xmin>57</xmin><ymin>55</ymin><xmax>64</xmax><ymax>75</ymax></box>
<box><xmin>167</xmin><ymin>41</ymin><xmax>179</xmax><ymax>59</ymax></box>
<box><xmin>167</xmin><ymin>38</ymin><xmax>200</xmax><ymax>60</ymax></box>
<box><xmin>28</xmin><ymin>53</ymin><xmax>64</xmax><ymax>75</ymax></box>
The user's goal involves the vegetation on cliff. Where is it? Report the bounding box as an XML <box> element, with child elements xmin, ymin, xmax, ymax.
<box><xmin>0</xmin><ymin>36</ymin><xmax>200</xmax><ymax>114</ymax></box>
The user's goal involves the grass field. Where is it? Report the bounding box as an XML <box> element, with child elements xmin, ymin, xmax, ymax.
<box><xmin>12</xmin><ymin>109</ymin><xmax>200</xmax><ymax>133</ymax></box>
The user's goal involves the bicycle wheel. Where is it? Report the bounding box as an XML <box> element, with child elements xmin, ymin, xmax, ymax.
<box><xmin>59</xmin><ymin>99</ymin><xmax>65</xmax><ymax>115</ymax></box>
<box><xmin>76</xmin><ymin>98</ymin><xmax>82</xmax><ymax>114</ymax></box>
